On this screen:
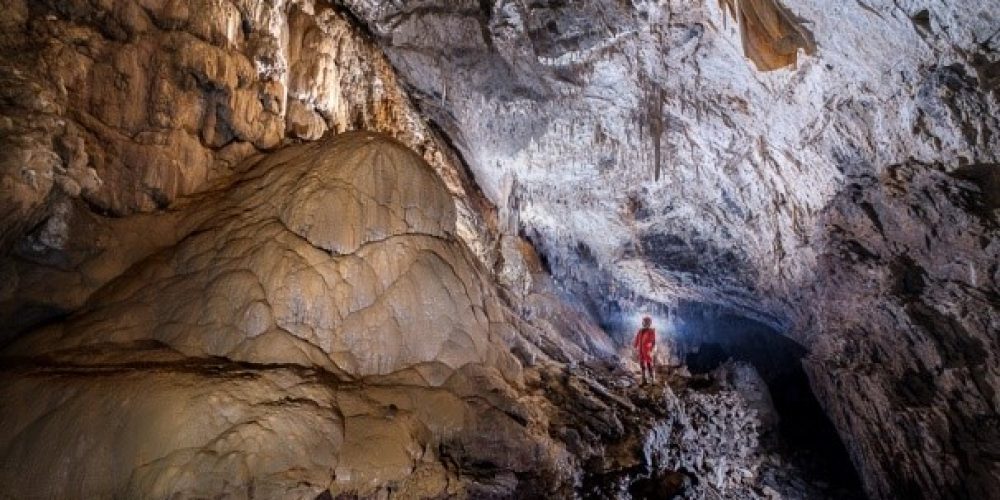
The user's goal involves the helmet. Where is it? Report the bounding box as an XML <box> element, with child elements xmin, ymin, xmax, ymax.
<box><xmin>642</xmin><ymin>316</ymin><xmax>652</xmax><ymax>326</ymax></box>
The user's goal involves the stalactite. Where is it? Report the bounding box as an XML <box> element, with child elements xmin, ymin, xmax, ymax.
<box><xmin>718</xmin><ymin>0</ymin><xmax>816</xmax><ymax>71</ymax></box>
<box><xmin>650</xmin><ymin>86</ymin><xmax>665</xmax><ymax>182</ymax></box>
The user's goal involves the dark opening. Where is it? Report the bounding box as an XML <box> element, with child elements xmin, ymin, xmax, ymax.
<box><xmin>675</xmin><ymin>303</ymin><xmax>866</xmax><ymax>499</ymax></box>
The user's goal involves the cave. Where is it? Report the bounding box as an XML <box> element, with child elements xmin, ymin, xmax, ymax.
<box><xmin>672</xmin><ymin>304</ymin><xmax>865</xmax><ymax>499</ymax></box>
<box><xmin>1</xmin><ymin>1</ymin><xmax>998</xmax><ymax>499</ymax></box>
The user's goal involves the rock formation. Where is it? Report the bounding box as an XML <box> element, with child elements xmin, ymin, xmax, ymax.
<box><xmin>1</xmin><ymin>131</ymin><xmax>830</xmax><ymax>498</ymax></box>
<box><xmin>1</xmin><ymin>0</ymin><xmax>998</xmax><ymax>498</ymax></box>
<box><xmin>0</xmin><ymin>132</ymin><xmax>580</xmax><ymax>498</ymax></box>
<box><xmin>718</xmin><ymin>0</ymin><xmax>816</xmax><ymax>71</ymax></box>
<box><xmin>0</xmin><ymin>0</ymin><xmax>500</xmax><ymax>340</ymax></box>
<box><xmin>334</xmin><ymin>1</ymin><xmax>1000</xmax><ymax>498</ymax></box>
<box><xmin>801</xmin><ymin>161</ymin><xmax>1000</xmax><ymax>499</ymax></box>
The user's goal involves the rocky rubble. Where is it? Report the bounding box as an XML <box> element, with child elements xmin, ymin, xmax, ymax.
<box><xmin>648</xmin><ymin>388</ymin><xmax>764</xmax><ymax>497</ymax></box>
<box><xmin>579</xmin><ymin>360</ymin><xmax>853</xmax><ymax>500</ymax></box>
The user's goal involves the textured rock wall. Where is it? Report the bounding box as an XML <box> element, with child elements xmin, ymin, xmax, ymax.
<box><xmin>1</xmin><ymin>0</ymin><xmax>998</xmax><ymax>497</ymax></box>
<box><xmin>6</xmin><ymin>133</ymin><xmax>509</xmax><ymax>375</ymax></box>
<box><xmin>0</xmin><ymin>133</ymin><xmax>601</xmax><ymax>498</ymax></box>
<box><xmin>339</xmin><ymin>0</ymin><xmax>999</xmax><ymax>326</ymax></box>
<box><xmin>0</xmin><ymin>132</ymin><xmax>802</xmax><ymax>499</ymax></box>
<box><xmin>0</xmin><ymin>0</ymin><xmax>502</xmax><ymax>339</ymax></box>
<box><xmin>801</xmin><ymin>162</ymin><xmax>1000</xmax><ymax>499</ymax></box>
<box><xmin>336</xmin><ymin>1</ymin><xmax>1000</xmax><ymax>498</ymax></box>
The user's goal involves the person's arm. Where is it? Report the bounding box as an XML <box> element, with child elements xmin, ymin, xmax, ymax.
<box><xmin>633</xmin><ymin>331</ymin><xmax>640</xmax><ymax>349</ymax></box>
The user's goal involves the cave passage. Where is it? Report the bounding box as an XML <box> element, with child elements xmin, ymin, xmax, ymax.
<box><xmin>675</xmin><ymin>305</ymin><xmax>866</xmax><ymax>499</ymax></box>
<box><xmin>1</xmin><ymin>0</ymin><xmax>997</xmax><ymax>498</ymax></box>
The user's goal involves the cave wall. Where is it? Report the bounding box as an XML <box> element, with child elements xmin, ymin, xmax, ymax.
<box><xmin>336</xmin><ymin>1</ymin><xmax>1000</xmax><ymax>498</ymax></box>
<box><xmin>0</xmin><ymin>4</ymin><xmax>630</xmax><ymax>495</ymax></box>
<box><xmin>0</xmin><ymin>131</ymin><xmax>767</xmax><ymax>499</ymax></box>
<box><xmin>1</xmin><ymin>0</ymin><xmax>998</xmax><ymax>498</ymax></box>
<box><xmin>801</xmin><ymin>161</ymin><xmax>1000</xmax><ymax>499</ymax></box>
<box><xmin>0</xmin><ymin>0</ymin><xmax>503</xmax><ymax>340</ymax></box>
<box><xmin>341</xmin><ymin>0</ymin><xmax>1000</xmax><ymax>329</ymax></box>
<box><xmin>0</xmin><ymin>132</ymin><xmax>628</xmax><ymax>499</ymax></box>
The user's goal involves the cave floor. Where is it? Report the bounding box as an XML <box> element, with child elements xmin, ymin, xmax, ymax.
<box><xmin>574</xmin><ymin>362</ymin><xmax>867</xmax><ymax>500</ymax></box>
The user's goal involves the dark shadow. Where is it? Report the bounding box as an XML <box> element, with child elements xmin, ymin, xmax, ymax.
<box><xmin>674</xmin><ymin>302</ymin><xmax>866</xmax><ymax>499</ymax></box>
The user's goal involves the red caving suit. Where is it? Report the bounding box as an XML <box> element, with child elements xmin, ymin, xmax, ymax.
<box><xmin>633</xmin><ymin>327</ymin><xmax>656</xmax><ymax>367</ymax></box>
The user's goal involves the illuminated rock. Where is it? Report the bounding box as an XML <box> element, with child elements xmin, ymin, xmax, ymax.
<box><xmin>0</xmin><ymin>132</ymin><xmax>553</xmax><ymax>498</ymax></box>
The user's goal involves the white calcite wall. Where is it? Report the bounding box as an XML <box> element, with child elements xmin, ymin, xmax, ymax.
<box><xmin>341</xmin><ymin>1</ymin><xmax>1000</xmax><ymax>497</ymax></box>
<box><xmin>344</xmin><ymin>0</ymin><xmax>998</xmax><ymax>325</ymax></box>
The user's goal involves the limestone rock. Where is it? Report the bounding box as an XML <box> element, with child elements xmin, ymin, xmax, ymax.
<box><xmin>719</xmin><ymin>0</ymin><xmax>817</xmax><ymax>71</ymax></box>
<box><xmin>336</xmin><ymin>2</ymin><xmax>1000</xmax><ymax>497</ymax></box>
<box><xmin>0</xmin><ymin>0</ymin><xmax>502</xmax><ymax>340</ymax></box>
<box><xmin>801</xmin><ymin>162</ymin><xmax>1000</xmax><ymax>499</ymax></box>
<box><xmin>286</xmin><ymin>98</ymin><xmax>328</xmax><ymax>140</ymax></box>
<box><xmin>2</xmin><ymin>1</ymin><xmax>998</xmax><ymax>498</ymax></box>
<box><xmin>7</xmin><ymin>132</ymin><xmax>510</xmax><ymax>378</ymax></box>
<box><xmin>0</xmin><ymin>133</ymin><xmax>562</xmax><ymax>498</ymax></box>
<box><xmin>0</xmin><ymin>359</ymin><xmax>344</xmax><ymax>500</ymax></box>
